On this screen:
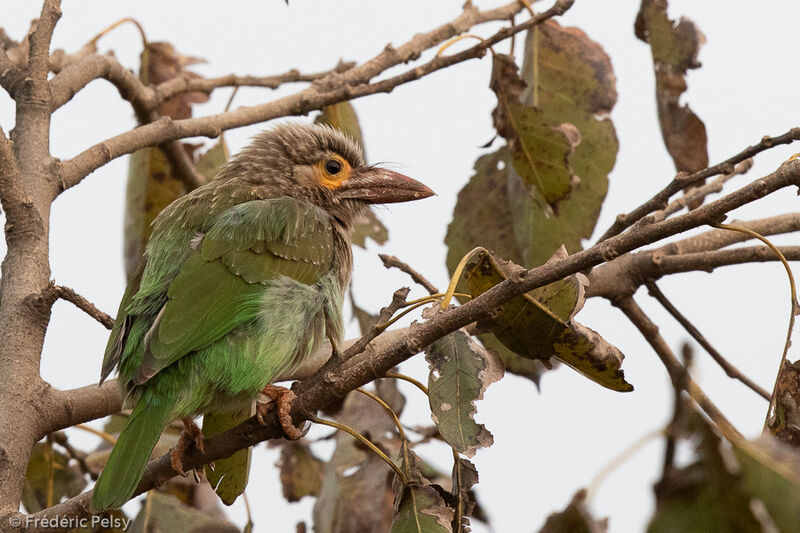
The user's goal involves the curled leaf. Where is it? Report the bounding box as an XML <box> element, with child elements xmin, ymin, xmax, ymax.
<box><xmin>464</xmin><ymin>250</ymin><xmax>632</xmax><ymax>392</ymax></box>
<box><xmin>391</xmin><ymin>441</ymin><xmax>454</xmax><ymax>533</ymax></box>
<box><xmin>277</xmin><ymin>440</ymin><xmax>325</xmax><ymax>503</ymax></box>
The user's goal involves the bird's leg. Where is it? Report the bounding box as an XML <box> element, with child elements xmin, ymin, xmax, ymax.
<box><xmin>257</xmin><ymin>384</ymin><xmax>306</xmax><ymax>440</ymax></box>
<box><xmin>170</xmin><ymin>417</ymin><xmax>207</xmax><ymax>477</ymax></box>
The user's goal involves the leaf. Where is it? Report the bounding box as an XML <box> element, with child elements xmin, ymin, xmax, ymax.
<box><xmin>351</xmin><ymin>209</ymin><xmax>389</xmax><ymax>248</ymax></box>
<box><xmin>733</xmin><ymin>436</ymin><xmax>800</xmax><ymax>532</ymax></box>
<box><xmin>511</xmin><ymin>21</ymin><xmax>618</xmax><ymax>267</ymax></box>
<box><xmin>203</xmin><ymin>404</ymin><xmax>254</xmax><ymax>505</ymax></box>
<box><xmin>350</xmin><ymin>289</ymin><xmax>379</xmax><ymax>335</ymax></box>
<box><xmin>464</xmin><ymin>249</ymin><xmax>632</xmax><ymax>392</ymax></box>
<box><xmin>124</xmin><ymin>42</ymin><xmax>210</xmax><ymax>280</ymax></box>
<box><xmin>195</xmin><ymin>137</ymin><xmax>229</xmax><ymax>182</ymax></box>
<box><xmin>315</xmin><ymin>101</ymin><xmax>389</xmax><ymax>248</ymax></box>
<box><xmin>391</xmin><ymin>441</ymin><xmax>454</xmax><ymax>533</ymax></box>
<box><xmin>635</xmin><ymin>0</ymin><xmax>708</xmax><ymax>176</ymax></box>
<box><xmin>765</xmin><ymin>359</ymin><xmax>800</xmax><ymax>444</ymax></box>
<box><xmin>537</xmin><ymin>490</ymin><xmax>607</xmax><ymax>533</ymax></box>
<box><xmin>127</xmin><ymin>491</ymin><xmax>239</xmax><ymax>533</ymax></box>
<box><xmin>424</xmin><ymin>330</ymin><xmax>504</xmax><ymax>457</ymax></box>
<box><xmin>124</xmin><ymin>146</ymin><xmax>189</xmax><ymax>279</ymax></box>
<box><xmin>647</xmin><ymin>411</ymin><xmax>762</xmax><ymax>533</ymax></box>
<box><xmin>277</xmin><ymin>440</ymin><xmax>325</xmax><ymax>502</ymax></box>
<box><xmin>313</xmin><ymin>391</ymin><xmax>399</xmax><ymax>533</ymax></box>
<box><xmin>22</xmin><ymin>442</ymin><xmax>87</xmax><ymax>513</ymax></box>
<box><xmin>444</xmin><ymin>148</ymin><xmax>547</xmax><ymax>386</ymax></box>
<box><xmin>491</xmin><ymin>53</ymin><xmax>580</xmax><ymax>206</ymax></box>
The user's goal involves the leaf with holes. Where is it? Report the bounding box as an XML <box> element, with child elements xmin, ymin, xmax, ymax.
<box><xmin>425</xmin><ymin>330</ymin><xmax>504</xmax><ymax>457</ymax></box>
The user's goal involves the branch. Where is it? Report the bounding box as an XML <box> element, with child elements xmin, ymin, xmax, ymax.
<box><xmin>597</xmin><ymin>127</ymin><xmax>800</xmax><ymax>243</ymax></box>
<box><xmin>0</xmin><ymin>43</ymin><xmax>23</xmax><ymax>96</ymax></box>
<box><xmin>586</xmin><ymin>213</ymin><xmax>800</xmax><ymax>299</ymax></box>
<box><xmin>613</xmin><ymin>297</ymin><xmax>743</xmax><ymax>444</ymax></box>
<box><xmin>152</xmin><ymin>60</ymin><xmax>356</xmax><ymax>105</ymax></box>
<box><xmin>379</xmin><ymin>253</ymin><xmax>440</xmax><ymax>295</ymax></box>
<box><xmin>56</xmin><ymin>0</ymin><xmax>574</xmax><ymax>190</ymax></box>
<box><xmin>653</xmin><ymin>158</ymin><xmax>753</xmax><ymax>222</ymax></box>
<box><xmin>645</xmin><ymin>280</ymin><xmax>770</xmax><ymax>400</ymax></box>
<box><xmin>49</xmin><ymin>53</ymin><xmax>156</xmax><ymax>113</ymax></box>
<box><xmin>41</xmin><ymin>380</ymin><xmax>121</xmax><ymax>438</ymax></box>
<box><xmin>0</xmin><ymin>126</ymin><xmax>30</xmax><ymax>224</ymax></box>
<box><xmin>26</xmin><ymin>0</ymin><xmax>62</xmax><ymax>103</ymax></box>
<box><xmin>45</xmin><ymin>283</ymin><xmax>114</xmax><ymax>330</ymax></box>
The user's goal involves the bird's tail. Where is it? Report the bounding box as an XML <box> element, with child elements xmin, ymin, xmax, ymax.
<box><xmin>91</xmin><ymin>393</ymin><xmax>172</xmax><ymax>511</ymax></box>
<box><xmin>203</xmin><ymin>401</ymin><xmax>255</xmax><ymax>505</ymax></box>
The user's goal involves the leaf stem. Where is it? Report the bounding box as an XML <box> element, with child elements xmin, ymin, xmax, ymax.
<box><xmin>308</xmin><ymin>415</ymin><xmax>408</xmax><ymax>485</ymax></box>
<box><xmin>712</xmin><ymin>223</ymin><xmax>798</xmax><ymax>429</ymax></box>
<box><xmin>441</xmin><ymin>247</ymin><xmax>487</xmax><ymax>309</ymax></box>
<box><xmin>355</xmin><ymin>387</ymin><xmax>407</xmax><ymax>441</ymax></box>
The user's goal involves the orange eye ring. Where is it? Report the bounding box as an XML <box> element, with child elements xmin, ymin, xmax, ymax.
<box><xmin>315</xmin><ymin>154</ymin><xmax>351</xmax><ymax>189</ymax></box>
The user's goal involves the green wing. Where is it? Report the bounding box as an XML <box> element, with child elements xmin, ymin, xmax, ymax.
<box><xmin>100</xmin><ymin>260</ymin><xmax>145</xmax><ymax>383</ymax></box>
<box><xmin>133</xmin><ymin>197</ymin><xmax>335</xmax><ymax>384</ymax></box>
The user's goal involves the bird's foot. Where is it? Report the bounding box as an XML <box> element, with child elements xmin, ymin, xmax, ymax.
<box><xmin>170</xmin><ymin>418</ymin><xmax>207</xmax><ymax>477</ymax></box>
<box><xmin>257</xmin><ymin>384</ymin><xmax>306</xmax><ymax>440</ymax></box>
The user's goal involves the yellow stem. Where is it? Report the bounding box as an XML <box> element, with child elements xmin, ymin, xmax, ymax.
<box><xmin>355</xmin><ymin>388</ymin><xmax>406</xmax><ymax>441</ymax></box>
<box><xmin>74</xmin><ymin>423</ymin><xmax>117</xmax><ymax>445</ymax></box>
<box><xmin>712</xmin><ymin>223</ymin><xmax>798</xmax><ymax>429</ymax></box>
<box><xmin>309</xmin><ymin>415</ymin><xmax>408</xmax><ymax>485</ymax></box>
<box><xmin>441</xmin><ymin>247</ymin><xmax>486</xmax><ymax>309</ymax></box>
<box><xmin>384</xmin><ymin>371</ymin><xmax>430</xmax><ymax>396</ymax></box>
<box><xmin>437</xmin><ymin>34</ymin><xmax>486</xmax><ymax>57</ymax></box>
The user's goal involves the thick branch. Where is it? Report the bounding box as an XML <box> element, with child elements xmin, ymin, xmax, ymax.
<box><xmin>57</xmin><ymin>0</ymin><xmax>574</xmax><ymax>190</ymax></box>
<box><xmin>42</xmin><ymin>381</ymin><xmax>121</xmax><ymax>438</ymax></box>
<box><xmin>587</xmin><ymin>213</ymin><xmax>800</xmax><ymax>299</ymax></box>
<box><xmin>27</xmin><ymin>1</ymin><xmax>61</xmax><ymax>100</ymax></box>
<box><xmin>597</xmin><ymin>127</ymin><xmax>800</xmax><ymax>243</ymax></box>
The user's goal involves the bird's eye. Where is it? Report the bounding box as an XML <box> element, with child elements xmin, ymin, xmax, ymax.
<box><xmin>325</xmin><ymin>159</ymin><xmax>343</xmax><ymax>175</ymax></box>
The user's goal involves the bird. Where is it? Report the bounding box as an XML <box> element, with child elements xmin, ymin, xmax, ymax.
<box><xmin>90</xmin><ymin>122</ymin><xmax>434</xmax><ymax>511</ymax></box>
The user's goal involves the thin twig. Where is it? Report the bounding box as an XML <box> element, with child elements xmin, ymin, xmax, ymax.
<box><xmin>51</xmin><ymin>431</ymin><xmax>97</xmax><ymax>480</ymax></box>
<box><xmin>379</xmin><ymin>254</ymin><xmax>439</xmax><ymax>295</ymax></box>
<box><xmin>614</xmin><ymin>297</ymin><xmax>744</xmax><ymax>444</ymax></box>
<box><xmin>653</xmin><ymin>158</ymin><xmax>753</xmax><ymax>222</ymax></box>
<box><xmin>645</xmin><ymin>280</ymin><xmax>771</xmax><ymax>400</ymax></box>
<box><xmin>597</xmin><ymin>127</ymin><xmax>800</xmax><ymax>243</ymax></box>
<box><xmin>57</xmin><ymin>0</ymin><xmax>575</xmax><ymax>191</ymax></box>
<box><xmin>47</xmin><ymin>284</ymin><xmax>114</xmax><ymax>329</ymax></box>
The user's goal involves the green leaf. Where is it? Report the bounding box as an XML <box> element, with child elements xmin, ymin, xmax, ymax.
<box><xmin>464</xmin><ymin>249</ymin><xmax>632</xmax><ymax>392</ymax></box>
<box><xmin>391</xmin><ymin>442</ymin><xmax>453</xmax><ymax>533</ymax></box>
<box><xmin>196</xmin><ymin>137</ymin><xmax>229</xmax><ymax>181</ymax></box>
<box><xmin>491</xmin><ymin>53</ymin><xmax>579</xmax><ymax>206</ymax></box>
<box><xmin>202</xmin><ymin>404</ymin><xmax>254</xmax><ymax>505</ymax></box>
<box><xmin>277</xmin><ymin>440</ymin><xmax>325</xmax><ymax>503</ymax></box>
<box><xmin>444</xmin><ymin>148</ymin><xmax>547</xmax><ymax>386</ymax></box>
<box><xmin>424</xmin><ymin>330</ymin><xmax>504</xmax><ymax>457</ymax></box>
<box><xmin>22</xmin><ymin>442</ymin><xmax>87</xmax><ymax>513</ymax></box>
<box><xmin>511</xmin><ymin>21</ymin><xmax>618</xmax><ymax>267</ymax></box>
<box><xmin>537</xmin><ymin>490</ymin><xmax>606</xmax><ymax>533</ymax></box>
<box><xmin>647</xmin><ymin>411</ymin><xmax>761</xmax><ymax>533</ymax></box>
<box><xmin>733</xmin><ymin>436</ymin><xmax>800</xmax><ymax>532</ymax></box>
<box><xmin>127</xmin><ymin>491</ymin><xmax>239</xmax><ymax>533</ymax></box>
<box><xmin>124</xmin><ymin>147</ymin><xmax>187</xmax><ymax>280</ymax></box>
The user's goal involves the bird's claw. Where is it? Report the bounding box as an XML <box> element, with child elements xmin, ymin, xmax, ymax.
<box><xmin>170</xmin><ymin>418</ymin><xmax>207</xmax><ymax>477</ymax></box>
<box><xmin>257</xmin><ymin>384</ymin><xmax>307</xmax><ymax>440</ymax></box>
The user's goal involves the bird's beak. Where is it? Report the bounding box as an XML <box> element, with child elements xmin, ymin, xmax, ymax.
<box><xmin>339</xmin><ymin>167</ymin><xmax>435</xmax><ymax>204</ymax></box>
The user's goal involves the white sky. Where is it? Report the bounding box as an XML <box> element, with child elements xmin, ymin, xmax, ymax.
<box><xmin>1</xmin><ymin>0</ymin><xmax>800</xmax><ymax>531</ymax></box>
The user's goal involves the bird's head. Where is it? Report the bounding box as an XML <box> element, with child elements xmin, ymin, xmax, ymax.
<box><xmin>221</xmin><ymin>122</ymin><xmax>434</xmax><ymax>227</ymax></box>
